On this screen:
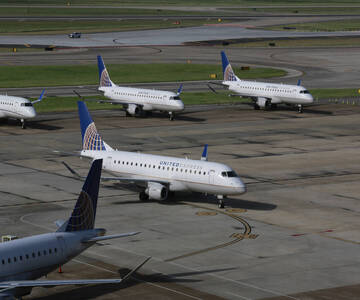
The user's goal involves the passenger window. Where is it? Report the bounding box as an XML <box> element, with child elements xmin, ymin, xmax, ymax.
<box><xmin>26</xmin><ymin>254</ymin><xmax>29</xmax><ymax>259</ymax></box>
<box><xmin>8</xmin><ymin>258</ymin><xmax>11</xmax><ymax>263</ymax></box>
<box><xmin>54</xmin><ymin>248</ymin><xmax>57</xmax><ymax>253</ymax></box>
<box><xmin>20</xmin><ymin>256</ymin><xmax>23</xmax><ymax>261</ymax></box>
<box><xmin>1</xmin><ymin>259</ymin><xmax>4</xmax><ymax>264</ymax></box>
<box><xmin>43</xmin><ymin>250</ymin><xmax>47</xmax><ymax>255</ymax></box>
<box><xmin>32</xmin><ymin>253</ymin><xmax>35</xmax><ymax>258</ymax></box>
<box><xmin>13</xmin><ymin>257</ymin><xmax>16</xmax><ymax>262</ymax></box>
<box><xmin>49</xmin><ymin>249</ymin><xmax>52</xmax><ymax>254</ymax></box>
<box><xmin>38</xmin><ymin>251</ymin><xmax>41</xmax><ymax>257</ymax></box>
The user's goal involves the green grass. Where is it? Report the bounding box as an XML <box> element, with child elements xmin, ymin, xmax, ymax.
<box><xmin>0</xmin><ymin>7</ymin><xmax>234</xmax><ymax>16</ymax></box>
<box><xmin>310</xmin><ymin>88</ymin><xmax>358</xmax><ymax>99</ymax></box>
<box><xmin>236</xmin><ymin>7</ymin><xmax>360</xmax><ymax>15</ymax></box>
<box><xmin>226</xmin><ymin>37</ymin><xmax>360</xmax><ymax>48</ymax></box>
<box><xmin>267</xmin><ymin>19</ymin><xmax>360</xmax><ymax>32</ymax></box>
<box><xmin>34</xmin><ymin>88</ymin><xmax>359</xmax><ymax>113</ymax></box>
<box><xmin>0</xmin><ymin>64</ymin><xmax>286</xmax><ymax>88</ymax></box>
<box><xmin>0</xmin><ymin>19</ymin><xmax>228</xmax><ymax>35</ymax></box>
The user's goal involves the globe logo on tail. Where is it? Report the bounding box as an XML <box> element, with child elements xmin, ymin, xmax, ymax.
<box><xmin>224</xmin><ymin>64</ymin><xmax>237</xmax><ymax>81</ymax></box>
<box><xmin>83</xmin><ymin>122</ymin><xmax>106</xmax><ymax>151</ymax></box>
<box><xmin>100</xmin><ymin>68</ymin><xmax>112</xmax><ymax>87</ymax></box>
<box><xmin>66</xmin><ymin>191</ymin><xmax>95</xmax><ymax>232</ymax></box>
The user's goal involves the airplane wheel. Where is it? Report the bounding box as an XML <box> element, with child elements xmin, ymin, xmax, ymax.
<box><xmin>139</xmin><ymin>191</ymin><xmax>149</xmax><ymax>201</ymax></box>
<box><xmin>254</xmin><ymin>104</ymin><xmax>260</xmax><ymax>110</ymax></box>
<box><xmin>271</xmin><ymin>104</ymin><xmax>277</xmax><ymax>109</ymax></box>
<box><xmin>21</xmin><ymin>119</ymin><xmax>26</xmax><ymax>129</ymax></box>
<box><xmin>218</xmin><ymin>199</ymin><xmax>225</xmax><ymax>209</ymax></box>
<box><xmin>169</xmin><ymin>113</ymin><xmax>174</xmax><ymax>121</ymax></box>
<box><xmin>298</xmin><ymin>105</ymin><xmax>303</xmax><ymax>113</ymax></box>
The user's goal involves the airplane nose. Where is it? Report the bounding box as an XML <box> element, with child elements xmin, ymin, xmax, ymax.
<box><xmin>234</xmin><ymin>180</ymin><xmax>246</xmax><ymax>194</ymax></box>
<box><xmin>177</xmin><ymin>101</ymin><xmax>185</xmax><ymax>111</ymax></box>
<box><xmin>28</xmin><ymin>109</ymin><xmax>36</xmax><ymax>118</ymax></box>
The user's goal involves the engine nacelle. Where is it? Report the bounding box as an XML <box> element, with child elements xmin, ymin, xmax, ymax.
<box><xmin>126</xmin><ymin>104</ymin><xmax>140</xmax><ymax>115</ymax></box>
<box><xmin>146</xmin><ymin>182</ymin><xmax>168</xmax><ymax>201</ymax></box>
<box><xmin>256</xmin><ymin>97</ymin><xmax>268</xmax><ymax>108</ymax></box>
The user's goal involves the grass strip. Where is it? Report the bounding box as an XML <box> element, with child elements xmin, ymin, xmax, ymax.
<box><xmin>0</xmin><ymin>64</ymin><xmax>286</xmax><ymax>88</ymax></box>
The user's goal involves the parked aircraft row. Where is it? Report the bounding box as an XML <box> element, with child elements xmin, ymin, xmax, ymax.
<box><xmin>0</xmin><ymin>52</ymin><xmax>314</xmax><ymax>128</ymax></box>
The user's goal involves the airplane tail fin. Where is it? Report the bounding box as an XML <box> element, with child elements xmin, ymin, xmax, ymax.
<box><xmin>201</xmin><ymin>144</ymin><xmax>208</xmax><ymax>161</ymax></box>
<box><xmin>97</xmin><ymin>55</ymin><xmax>113</xmax><ymax>87</ymax></box>
<box><xmin>63</xmin><ymin>159</ymin><xmax>102</xmax><ymax>232</ymax></box>
<box><xmin>221</xmin><ymin>51</ymin><xmax>239</xmax><ymax>82</ymax></box>
<box><xmin>77</xmin><ymin>101</ymin><xmax>112</xmax><ymax>151</ymax></box>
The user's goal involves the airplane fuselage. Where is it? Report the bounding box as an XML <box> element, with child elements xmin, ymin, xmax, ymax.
<box><xmin>0</xmin><ymin>95</ymin><xmax>36</xmax><ymax>120</ymax></box>
<box><xmin>82</xmin><ymin>150</ymin><xmax>246</xmax><ymax>196</ymax></box>
<box><xmin>99</xmin><ymin>85</ymin><xmax>184</xmax><ymax>113</ymax></box>
<box><xmin>0</xmin><ymin>229</ymin><xmax>102</xmax><ymax>298</ymax></box>
<box><xmin>224</xmin><ymin>80</ymin><xmax>314</xmax><ymax>106</ymax></box>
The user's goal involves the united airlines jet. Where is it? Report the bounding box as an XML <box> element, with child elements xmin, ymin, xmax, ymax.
<box><xmin>209</xmin><ymin>51</ymin><xmax>313</xmax><ymax>113</ymax></box>
<box><xmin>0</xmin><ymin>159</ymin><xmax>148</xmax><ymax>299</ymax></box>
<box><xmin>67</xmin><ymin>101</ymin><xmax>246</xmax><ymax>208</ymax></box>
<box><xmin>0</xmin><ymin>89</ymin><xmax>45</xmax><ymax>128</ymax></box>
<box><xmin>97</xmin><ymin>56</ymin><xmax>184</xmax><ymax>120</ymax></box>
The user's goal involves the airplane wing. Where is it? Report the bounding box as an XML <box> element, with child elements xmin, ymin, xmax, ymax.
<box><xmin>82</xmin><ymin>231</ymin><xmax>140</xmax><ymax>243</ymax></box>
<box><xmin>73</xmin><ymin>90</ymin><xmax>143</xmax><ymax>108</ymax></box>
<box><xmin>62</xmin><ymin>161</ymin><xmax>170</xmax><ymax>187</ymax></box>
<box><xmin>0</xmin><ymin>257</ymin><xmax>150</xmax><ymax>290</ymax></box>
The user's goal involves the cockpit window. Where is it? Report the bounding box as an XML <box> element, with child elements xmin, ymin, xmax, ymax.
<box><xmin>21</xmin><ymin>102</ymin><xmax>33</xmax><ymax>107</ymax></box>
<box><xmin>299</xmin><ymin>90</ymin><xmax>310</xmax><ymax>94</ymax></box>
<box><xmin>221</xmin><ymin>171</ymin><xmax>238</xmax><ymax>177</ymax></box>
<box><xmin>170</xmin><ymin>96</ymin><xmax>181</xmax><ymax>100</ymax></box>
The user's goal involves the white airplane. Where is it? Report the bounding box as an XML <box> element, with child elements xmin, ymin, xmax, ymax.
<box><xmin>97</xmin><ymin>55</ymin><xmax>185</xmax><ymax>120</ymax></box>
<box><xmin>0</xmin><ymin>89</ymin><xmax>45</xmax><ymax>128</ymax></box>
<box><xmin>209</xmin><ymin>51</ymin><xmax>314</xmax><ymax>113</ymax></box>
<box><xmin>66</xmin><ymin>101</ymin><xmax>246</xmax><ymax>208</ymax></box>
<box><xmin>0</xmin><ymin>159</ymin><xmax>149</xmax><ymax>299</ymax></box>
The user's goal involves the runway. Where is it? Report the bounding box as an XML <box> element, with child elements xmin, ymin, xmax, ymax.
<box><xmin>1</xmin><ymin>103</ymin><xmax>360</xmax><ymax>299</ymax></box>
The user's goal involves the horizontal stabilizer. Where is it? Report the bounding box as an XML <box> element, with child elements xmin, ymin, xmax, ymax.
<box><xmin>122</xmin><ymin>257</ymin><xmax>151</xmax><ymax>281</ymax></box>
<box><xmin>82</xmin><ymin>231</ymin><xmax>140</xmax><ymax>243</ymax></box>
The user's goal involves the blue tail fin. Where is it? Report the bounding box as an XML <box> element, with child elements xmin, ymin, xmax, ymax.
<box><xmin>97</xmin><ymin>55</ymin><xmax>112</xmax><ymax>87</ymax></box>
<box><xmin>221</xmin><ymin>51</ymin><xmax>238</xmax><ymax>82</ymax></box>
<box><xmin>77</xmin><ymin>101</ymin><xmax>106</xmax><ymax>151</ymax></box>
<box><xmin>64</xmin><ymin>159</ymin><xmax>102</xmax><ymax>232</ymax></box>
<box><xmin>201</xmin><ymin>144</ymin><xmax>208</xmax><ymax>161</ymax></box>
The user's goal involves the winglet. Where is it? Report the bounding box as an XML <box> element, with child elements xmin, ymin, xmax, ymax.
<box><xmin>221</xmin><ymin>51</ymin><xmax>239</xmax><ymax>82</ymax></box>
<box><xmin>201</xmin><ymin>144</ymin><xmax>208</xmax><ymax>161</ymax></box>
<box><xmin>31</xmin><ymin>89</ymin><xmax>46</xmax><ymax>104</ymax></box>
<box><xmin>97</xmin><ymin>55</ymin><xmax>112</xmax><ymax>87</ymax></box>
<box><xmin>122</xmin><ymin>257</ymin><xmax>151</xmax><ymax>282</ymax></box>
<box><xmin>63</xmin><ymin>159</ymin><xmax>102</xmax><ymax>232</ymax></box>
<box><xmin>176</xmin><ymin>84</ymin><xmax>183</xmax><ymax>95</ymax></box>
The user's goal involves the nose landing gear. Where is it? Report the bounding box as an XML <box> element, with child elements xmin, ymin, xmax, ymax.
<box><xmin>20</xmin><ymin>119</ymin><xmax>26</xmax><ymax>129</ymax></box>
<box><xmin>217</xmin><ymin>195</ymin><xmax>225</xmax><ymax>209</ymax></box>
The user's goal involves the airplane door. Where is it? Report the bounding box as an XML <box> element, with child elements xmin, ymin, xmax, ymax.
<box><xmin>105</xmin><ymin>156</ymin><xmax>112</xmax><ymax>170</ymax></box>
<box><xmin>57</xmin><ymin>235</ymin><xmax>68</xmax><ymax>259</ymax></box>
<box><xmin>209</xmin><ymin>170</ymin><xmax>215</xmax><ymax>185</ymax></box>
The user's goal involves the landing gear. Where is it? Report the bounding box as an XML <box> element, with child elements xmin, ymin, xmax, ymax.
<box><xmin>265</xmin><ymin>100</ymin><xmax>271</xmax><ymax>111</ymax></box>
<box><xmin>169</xmin><ymin>112</ymin><xmax>175</xmax><ymax>121</ymax></box>
<box><xmin>139</xmin><ymin>191</ymin><xmax>149</xmax><ymax>201</ymax></box>
<box><xmin>217</xmin><ymin>195</ymin><xmax>225</xmax><ymax>209</ymax></box>
<box><xmin>271</xmin><ymin>103</ymin><xmax>277</xmax><ymax>109</ymax></box>
<box><xmin>20</xmin><ymin>119</ymin><xmax>26</xmax><ymax>129</ymax></box>
<box><xmin>254</xmin><ymin>103</ymin><xmax>260</xmax><ymax>110</ymax></box>
<box><xmin>297</xmin><ymin>104</ymin><xmax>303</xmax><ymax>113</ymax></box>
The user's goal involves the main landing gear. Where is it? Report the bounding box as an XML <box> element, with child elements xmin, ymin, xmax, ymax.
<box><xmin>297</xmin><ymin>104</ymin><xmax>303</xmax><ymax>113</ymax></box>
<box><xmin>20</xmin><ymin>119</ymin><xmax>26</xmax><ymax>129</ymax></box>
<box><xmin>217</xmin><ymin>195</ymin><xmax>225</xmax><ymax>209</ymax></box>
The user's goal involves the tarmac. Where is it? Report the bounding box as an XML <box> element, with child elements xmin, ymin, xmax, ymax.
<box><xmin>1</xmin><ymin>103</ymin><xmax>360</xmax><ymax>299</ymax></box>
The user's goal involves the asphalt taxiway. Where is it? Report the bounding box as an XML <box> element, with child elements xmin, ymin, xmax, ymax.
<box><xmin>1</xmin><ymin>103</ymin><xmax>360</xmax><ymax>299</ymax></box>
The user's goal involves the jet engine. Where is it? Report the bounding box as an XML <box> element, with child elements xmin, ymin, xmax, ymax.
<box><xmin>256</xmin><ymin>97</ymin><xmax>268</xmax><ymax>108</ymax></box>
<box><xmin>126</xmin><ymin>104</ymin><xmax>140</xmax><ymax>116</ymax></box>
<box><xmin>146</xmin><ymin>182</ymin><xmax>168</xmax><ymax>201</ymax></box>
